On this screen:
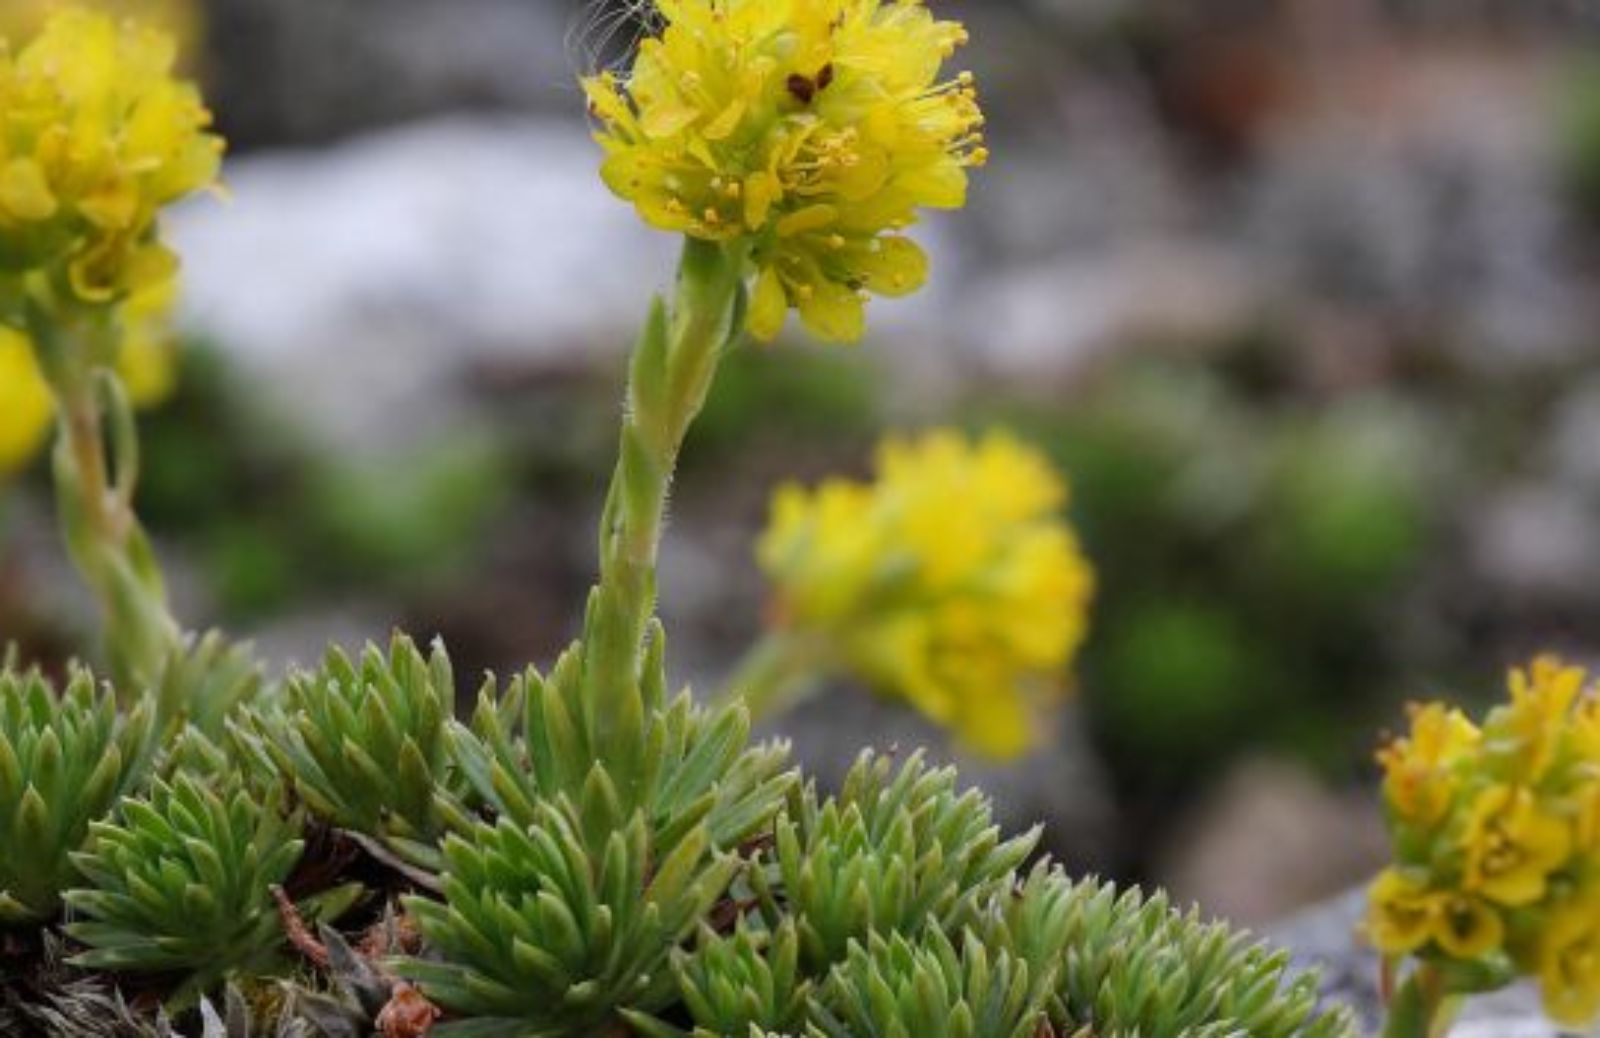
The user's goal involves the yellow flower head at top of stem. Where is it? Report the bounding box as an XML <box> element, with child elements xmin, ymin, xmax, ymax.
<box><xmin>1366</xmin><ymin>656</ymin><xmax>1600</xmax><ymax>1028</ymax></box>
<box><xmin>757</xmin><ymin>428</ymin><xmax>1093</xmax><ymax>758</ymax></box>
<box><xmin>0</xmin><ymin>280</ymin><xmax>179</xmax><ymax>478</ymax></box>
<box><xmin>0</xmin><ymin>6</ymin><xmax>221</xmax><ymax>313</ymax></box>
<box><xmin>583</xmin><ymin>0</ymin><xmax>985</xmax><ymax>343</ymax></box>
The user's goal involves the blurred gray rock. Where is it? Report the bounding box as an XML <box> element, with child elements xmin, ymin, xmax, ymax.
<box><xmin>1549</xmin><ymin>378</ymin><xmax>1600</xmax><ymax>498</ymax></box>
<box><xmin>956</xmin><ymin>241</ymin><xmax>1260</xmax><ymax>382</ymax></box>
<box><xmin>1272</xmin><ymin>889</ymin><xmax>1558</xmax><ymax>1037</ymax></box>
<box><xmin>1472</xmin><ymin>483</ymin><xmax>1600</xmax><ymax>603</ymax></box>
<box><xmin>169</xmin><ymin>115</ymin><xmax>678</xmax><ymax>453</ymax></box>
<box><xmin>1156</xmin><ymin>759</ymin><xmax>1388</xmax><ymax>929</ymax></box>
<box><xmin>761</xmin><ymin>689</ymin><xmax>1119</xmax><ymax>875</ymax></box>
<box><xmin>206</xmin><ymin>0</ymin><xmax>580</xmax><ymax>146</ymax></box>
<box><xmin>1241</xmin><ymin>51</ymin><xmax>1586</xmax><ymax>370</ymax></box>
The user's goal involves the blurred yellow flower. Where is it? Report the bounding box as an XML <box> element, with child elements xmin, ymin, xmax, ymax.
<box><xmin>0</xmin><ymin>7</ymin><xmax>221</xmax><ymax>311</ymax></box>
<box><xmin>1368</xmin><ymin>656</ymin><xmax>1600</xmax><ymax>1029</ymax></box>
<box><xmin>757</xmin><ymin>429</ymin><xmax>1093</xmax><ymax>758</ymax></box>
<box><xmin>0</xmin><ymin>331</ymin><xmax>54</xmax><ymax>475</ymax></box>
<box><xmin>584</xmin><ymin>0</ymin><xmax>986</xmax><ymax>343</ymax></box>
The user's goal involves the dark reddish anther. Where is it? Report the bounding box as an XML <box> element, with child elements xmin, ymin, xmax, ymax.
<box><xmin>787</xmin><ymin>73</ymin><xmax>817</xmax><ymax>104</ymax></box>
<box><xmin>787</xmin><ymin>64</ymin><xmax>836</xmax><ymax>105</ymax></box>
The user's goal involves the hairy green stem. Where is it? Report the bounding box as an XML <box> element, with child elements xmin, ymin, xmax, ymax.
<box><xmin>28</xmin><ymin>300</ymin><xmax>179</xmax><ymax>692</ymax></box>
<box><xmin>583</xmin><ymin>238</ymin><xmax>748</xmax><ymax>765</ymax></box>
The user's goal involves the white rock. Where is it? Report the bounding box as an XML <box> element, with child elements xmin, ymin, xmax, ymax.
<box><xmin>957</xmin><ymin>241</ymin><xmax>1260</xmax><ymax>381</ymax></box>
<box><xmin>169</xmin><ymin>115</ymin><xmax>678</xmax><ymax>451</ymax></box>
<box><xmin>1550</xmin><ymin>378</ymin><xmax>1600</xmax><ymax>496</ymax></box>
<box><xmin>1473</xmin><ymin>484</ymin><xmax>1600</xmax><ymax>600</ymax></box>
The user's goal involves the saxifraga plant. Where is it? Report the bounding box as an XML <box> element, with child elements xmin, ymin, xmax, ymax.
<box><xmin>235</xmin><ymin>634</ymin><xmax>461</xmax><ymax>857</ymax></box>
<box><xmin>0</xmin><ymin>666</ymin><xmax>151</xmax><ymax>924</ymax></box>
<box><xmin>444</xmin><ymin>618</ymin><xmax>795</xmax><ymax>857</ymax></box>
<box><xmin>397</xmin><ymin>802</ymin><xmax>739</xmax><ymax>1035</ymax></box>
<box><xmin>754</xmin><ymin>750</ymin><xmax>1038</xmax><ymax>974</ymax></box>
<box><xmin>63</xmin><ymin>774</ymin><xmax>305</xmax><ymax>997</ymax></box>
<box><xmin>810</xmin><ymin>928</ymin><xmax>1045</xmax><ymax>1038</ymax></box>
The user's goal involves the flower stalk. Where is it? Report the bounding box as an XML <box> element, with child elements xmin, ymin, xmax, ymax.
<box><xmin>1380</xmin><ymin>964</ymin><xmax>1463</xmax><ymax>1038</ymax></box>
<box><xmin>28</xmin><ymin>298</ymin><xmax>179</xmax><ymax>692</ymax></box>
<box><xmin>584</xmin><ymin>237</ymin><xmax>748</xmax><ymax>761</ymax></box>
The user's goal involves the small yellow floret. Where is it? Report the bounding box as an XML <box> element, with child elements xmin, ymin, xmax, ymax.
<box><xmin>584</xmin><ymin>0</ymin><xmax>986</xmax><ymax>343</ymax></box>
<box><xmin>757</xmin><ymin>429</ymin><xmax>1093</xmax><ymax>758</ymax></box>
<box><xmin>1460</xmin><ymin>784</ymin><xmax>1571</xmax><ymax>908</ymax></box>
<box><xmin>1378</xmin><ymin>701</ymin><xmax>1479</xmax><ymax>827</ymax></box>
<box><xmin>1366</xmin><ymin>869</ymin><xmax>1504</xmax><ymax>959</ymax></box>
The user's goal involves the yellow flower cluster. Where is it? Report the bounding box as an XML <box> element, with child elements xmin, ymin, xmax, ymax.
<box><xmin>0</xmin><ymin>7</ymin><xmax>221</xmax><ymax>312</ymax></box>
<box><xmin>1367</xmin><ymin>658</ymin><xmax>1600</xmax><ymax>1027</ymax></box>
<box><xmin>758</xmin><ymin>429</ymin><xmax>1093</xmax><ymax>758</ymax></box>
<box><xmin>584</xmin><ymin>0</ymin><xmax>986</xmax><ymax>343</ymax></box>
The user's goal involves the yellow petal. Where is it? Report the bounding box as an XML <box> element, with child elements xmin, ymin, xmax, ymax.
<box><xmin>703</xmin><ymin>99</ymin><xmax>746</xmax><ymax>141</ymax></box>
<box><xmin>0</xmin><ymin>158</ymin><xmax>56</xmax><ymax>222</ymax></box>
<box><xmin>797</xmin><ymin>279</ymin><xmax>865</xmax><ymax>343</ymax></box>
<box><xmin>1432</xmin><ymin>896</ymin><xmax>1503</xmax><ymax>959</ymax></box>
<box><xmin>0</xmin><ymin>328</ymin><xmax>55</xmax><ymax>476</ymax></box>
<box><xmin>898</xmin><ymin>158</ymin><xmax>968</xmax><ymax>210</ymax></box>
<box><xmin>78</xmin><ymin>175</ymin><xmax>142</xmax><ymax>231</ymax></box>
<box><xmin>853</xmin><ymin>236</ymin><xmax>927</xmax><ymax>298</ymax></box>
<box><xmin>1364</xmin><ymin>870</ymin><xmax>1437</xmax><ymax>955</ymax></box>
<box><xmin>748</xmin><ymin>265</ymin><xmax>788</xmax><ymax>341</ymax></box>
<box><xmin>776</xmin><ymin>204</ymin><xmax>838</xmax><ymax>238</ymax></box>
<box><xmin>640</xmin><ymin>100</ymin><xmax>700</xmax><ymax>139</ymax></box>
<box><xmin>743</xmin><ymin>171</ymin><xmax>780</xmax><ymax>229</ymax></box>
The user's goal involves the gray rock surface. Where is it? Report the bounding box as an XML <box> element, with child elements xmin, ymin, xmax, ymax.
<box><xmin>169</xmin><ymin>116</ymin><xmax>678</xmax><ymax>453</ymax></box>
<box><xmin>1157</xmin><ymin>759</ymin><xmax>1388</xmax><ymax>929</ymax></box>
